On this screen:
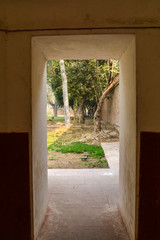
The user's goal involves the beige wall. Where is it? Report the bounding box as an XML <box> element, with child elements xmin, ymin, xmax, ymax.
<box><xmin>32</xmin><ymin>42</ymin><xmax>48</xmax><ymax>238</ymax></box>
<box><xmin>137</xmin><ymin>29</ymin><xmax>160</xmax><ymax>132</ymax></box>
<box><xmin>101</xmin><ymin>84</ymin><xmax>120</xmax><ymax>128</ymax></box>
<box><xmin>119</xmin><ymin>38</ymin><xmax>136</xmax><ymax>240</ymax></box>
<box><xmin>6</xmin><ymin>33</ymin><xmax>31</xmax><ymax>132</ymax></box>
<box><xmin>1</xmin><ymin>1</ymin><xmax>160</xmax><ymax>30</ymax></box>
<box><xmin>0</xmin><ymin>32</ymin><xmax>6</xmax><ymax>131</ymax></box>
<box><xmin>0</xmin><ymin>32</ymin><xmax>31</xmax><ymax>132</ymax></box>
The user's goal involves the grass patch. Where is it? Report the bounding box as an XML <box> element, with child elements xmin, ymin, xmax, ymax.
<box><xmin>49</xmin><ymin>141</ymin><xmax>104</xmax><ymax>159</ymax></box>
<box><xmin>48</xmin><ymin>140</ymin><xmax>62</xmax><ymax>151</ymax></box>
<box><xmin>47</xmin><ymin>126</ymin><xmax>68</xmax><ymax>148</ymax></box>
<box><xmin>82</xmin><ymin>159</ymin><xmax>108</xmax><ymax>168</ymax></box>
<box><xmin>47</xmin><ymin>115</ymin><xmax>65</xmax><ymax>124</ymax></box>
<box><xmin>53</xmin><ymin>116</ymin><xmax>65</xmax><ymax>122</ymax></box>
<box><xmin>47</xmin><ymin>119</ymin><xmax>109</xmax><ymax>168</ymax></box>
<box><xmin>48</xmin><ymin>166</ymin><xmax>53</xmax><ymax>169</ymax></box>
<box><xmin>47</xmin><ymin>124</ymin><xmax>93</xmax><ymax>150</ymax></box>
<box><xmin>49</xmin><ymin>157</ymin><xmax>57</xmax><ymax>161</ymax></box>
<box><xmin>47</xmin><ymin>115</ymin><xmax>52</xmax><ymax>121</ymax></box>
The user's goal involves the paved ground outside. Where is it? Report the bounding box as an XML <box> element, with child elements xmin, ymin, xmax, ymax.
<box><xmin>37</xmin><ymin>142</ymin><xmax>129</xmax><ymax>240</ymax></box>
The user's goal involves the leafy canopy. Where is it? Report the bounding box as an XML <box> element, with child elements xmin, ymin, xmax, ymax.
<box><xmin>47</xmin><ymin>59</ymin><xmax>119</xmax><ymax>110</ymax></box>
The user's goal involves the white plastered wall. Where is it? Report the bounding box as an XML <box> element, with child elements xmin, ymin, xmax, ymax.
<box><xmin>32</xmin><ymin>35</ymin><xmax>136</xmax><ymax>239</ymax></box>
<box><xmin>32</xmin><ymin>42</ymin><xmax>48</xmax><ymax>238</ymax></box>
<box><xmin>119</xmin><ymin>38</ymin><xmax>136</xmax><ymax>240</ymax></box>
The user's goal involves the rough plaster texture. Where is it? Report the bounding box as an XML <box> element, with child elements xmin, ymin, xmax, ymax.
<box><xmin>101</xmin><ymin>84</ymin><xmax>120</xmax><ymax>127</ymax></box>
<box><xmin>0</xmin><ymin>1</ymin><xmax>160</xmax><ymax>30</ymax></box>
<box><xmin>119</xmin><ymin>39</ymin><xmax>136</xmax><ymax>240</ymax></box>
<box><xmin>32</xmin><ymin>43</ymin><xmax>48</xmax><ymax>238</ymax></box>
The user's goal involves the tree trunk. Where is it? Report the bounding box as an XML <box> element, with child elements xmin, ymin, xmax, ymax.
<box><xmin>53</xmin><ymin>103</ymin><xmax>58</xmax><ymax>117</ymax></box>
<box><xmin>108</xmin><ymin>60</ymin><xmax>114</xmax><ymax>85</ymax></box>
<box><xmin>48</xmin><ymin>102</ymin><xmax>55</xmax><ymax>119</ymax></box>
<box><xmin>73</xmin><ymin>106</ymin><xmax>78</xmax><ymax>121</ymax></box>
<box><xmin>60</xmin><ymin>60</ymin><xmax>70</xmax><ymax>126</ymax></box>
<box><xmin>77</xmin><ymin>95</ymin><xmax>88</xmax><ymax>124</ymax></box>
<box><xmin>51</xmin><ymin>105</ymin><xmax>55</xmax><ymax>118</ymax></box>
<box><xmin>94</xmin><ymin>74</ymin><xmax>119</xmax><ymax>132</ymax></box>
<box><xmin>78</xmin><ymin>105</ymin><xmax>84</xmax><ymax>124</ymax></box>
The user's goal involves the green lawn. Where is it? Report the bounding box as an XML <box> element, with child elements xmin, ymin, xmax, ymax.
<box><xmin>47</xmin><ymin>115</ymin><xmax>65</xmax><ymax>122</ymax></box>
<box><xmin>48</xmin><ymin>141</ymin><xmax>104</xmax><ymax>159</ymax></box>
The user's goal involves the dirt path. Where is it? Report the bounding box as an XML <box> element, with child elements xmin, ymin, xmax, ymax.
<box><xmin>48</xmin><ymin>151</ymin><xmax>107</xmax><ymax>169</ymax></box>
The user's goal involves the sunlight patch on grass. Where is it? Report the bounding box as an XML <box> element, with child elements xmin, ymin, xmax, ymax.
<box><xmin>47</xmin><ymin>125</ymin><xmax>71</xmax><ymax>148</ymax></box>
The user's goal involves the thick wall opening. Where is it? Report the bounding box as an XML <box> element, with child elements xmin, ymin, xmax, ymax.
<box><xmin>32</xmin><ymin>34</ymin><xmax>136</xmax><ymax>240</ymax></box>
<box><xmin>119</xmin><ymin>38</ymin><xmax>136</xmax><ymax>238</ymax></box>
<box><xmin>32</xmin><ymin>43</ymin><xmax>48</xmax><ymax>238</ymax></box>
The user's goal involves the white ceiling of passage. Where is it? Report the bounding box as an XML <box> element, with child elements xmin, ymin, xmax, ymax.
<box><xmin>33</xmin><ymin>34</ymin><xmax>134</xmax><ymax>60</ymax></box>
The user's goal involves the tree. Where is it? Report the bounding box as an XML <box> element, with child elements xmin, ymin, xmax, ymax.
<box><xmin>47</xmin><ymin>60</ymin><xmax>96</xmax><ymax>123</ymax></box>
<box><xmin>65</xmin><ymin>60</ymin><xmax>96</xmax><ymax>123</ymax></box>
<box><xmin>47</xmin><ymin>59</ymin><xmax>119</xmax><ymax>129</ymax></box>
<box><xmin>60</xmin><ymin>60</ymin><xmax>70</xmax><ymax>126</ymax></box>
<box><xmin>47</xmin><ymin>60</ymin><xmax>64</xmax><ymax>108</ymax></box>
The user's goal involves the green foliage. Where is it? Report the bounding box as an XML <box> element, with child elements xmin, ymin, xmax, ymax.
<box><xmin>47</xmin><ymin>60</ymin><xmax>64</xmax><ymax>107</ymax></box>
<box><xmin>47</xmin><ymin>59</ymin><xmax>119</xmax><ymax>115</ymax></box>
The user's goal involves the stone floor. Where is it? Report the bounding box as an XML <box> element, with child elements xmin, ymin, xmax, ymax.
<box><xmin>37</xmin><ymin>142</ymin><xmax>129</xmax><ymax>240</ymax></box>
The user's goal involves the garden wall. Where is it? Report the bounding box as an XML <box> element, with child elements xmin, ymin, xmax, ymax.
<box><xmin>101</xmin><ymin>84</ymin><xmax>119</xmax><ymax>129</ymax></box>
